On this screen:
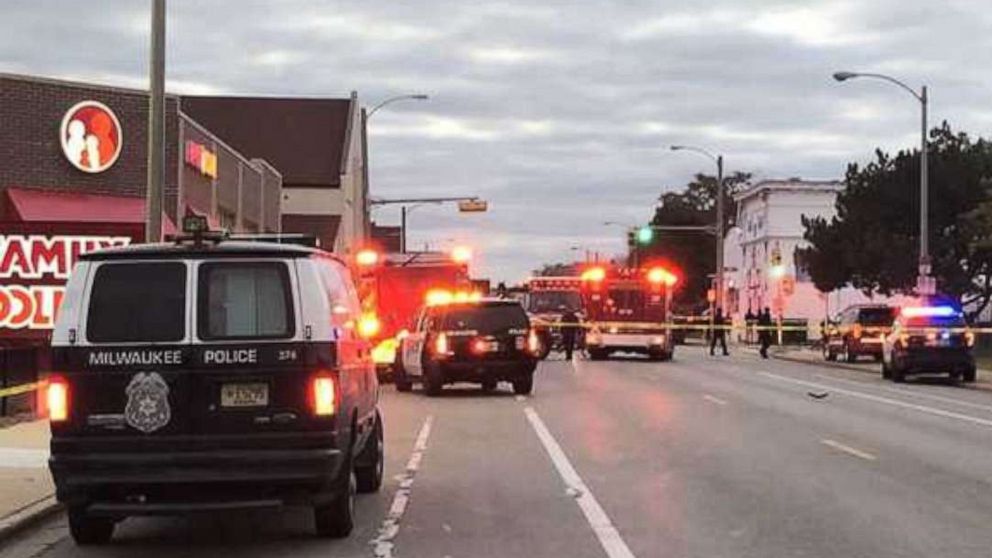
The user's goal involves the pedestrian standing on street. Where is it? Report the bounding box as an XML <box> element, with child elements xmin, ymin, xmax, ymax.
<box><xmin>758</xmin><ymin>307</ymin><xmax>772</xmax><ymax>358</ymax></box>
<box><xmin>560</xmin><ymin>308</ymin><xmax>580</xmax><ymax>361</ymax></box>
<box><xmin>745</xmin><ymin>308</ymin><xmax>756</xmax><ymax>345</ymax></box>
<box><xmin>710</xmin><ymin>308</ymin><xmax>729</xmax><ymax>356</ymax></box>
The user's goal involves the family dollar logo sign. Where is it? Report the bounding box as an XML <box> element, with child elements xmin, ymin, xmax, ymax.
<box><xmin>60</xmin><ymin>101</ymin><xmax>123</xmax><ymax>173</ymax></box>
<box><xmin>0</xmin><ymin>235</ymin><xmax>131</xmax><ymax>330</ymax></box>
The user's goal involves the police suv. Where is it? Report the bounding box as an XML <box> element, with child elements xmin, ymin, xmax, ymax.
<box><xmin>48</xmin><ymin>219</ymin><xmax>383</xmax><ymax>544</ymax></box>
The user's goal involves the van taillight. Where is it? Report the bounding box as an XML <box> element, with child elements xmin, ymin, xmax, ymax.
<box><xmin>48</xmin><ymin>378</ymin><xmax>69</xmax><ymax>422</ymax></box>
<box><xmin>312</xmin><ymin>376</ymin><xmax>336</xmax><ymax>416</ymax></box>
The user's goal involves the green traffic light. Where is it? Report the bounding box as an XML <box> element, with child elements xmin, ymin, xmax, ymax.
<box><xmin>637</xmin><ymin>226</ymin><xmax>653</xmax><ymax>244</ymax></box>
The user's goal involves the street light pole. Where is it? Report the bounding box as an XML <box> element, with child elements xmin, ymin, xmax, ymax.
<box><xmin>370</xmin><ymin>196</ymin><xmax>485</xmax><ymax>253</ymax></box>
<box><xmin>833</xmin><ymin>71</ymin><xmax>931</xmax><ymax>293</ymax></box>
<box><xmin>670</xmin><ymin>145</ymin><xmax>725</xmax><ymax>312</ymax></box>
<box><xmin>145</xmin><ymin>0</ymin><xmax>165</xmax><ymax>242</ymax></box>
<box><xmin>364</xmin><ymin>93</ymin><xmax>429</xmax><ymax>246</ymax></box>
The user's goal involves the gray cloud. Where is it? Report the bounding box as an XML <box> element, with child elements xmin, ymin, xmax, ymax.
<box><xmin>3</xmin><ymin>0</ymin><xmax>991</xmax><ymax>280</ymax></box>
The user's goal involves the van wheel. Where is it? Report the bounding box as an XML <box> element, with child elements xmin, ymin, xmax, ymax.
<box><xmin>589</xmin><ymin>349</ymin><xmax>608</xmax><ymax>361</ymax></box>
<box><xmin>512</xmin><ymin>375</ymin><xmax>534</xmax><ymax>395</ymax></box>
<box><xmin>481</xmin><ymin>380</ymin><xmax>497</xmax><ymax>392</ymax></box>
<box><xmin>963</xmin><ymin>367</ymin><xmax>977</xmax><ymax>383</ymax></box>
<box><xmin>355</xmin><ymin>411</ymin><xmax>384</xmax><ymax>494</ymax></box>
<box><xmin>68</xmin><ymin>507</ymin><xmax>114</xmax><ymax>545</ymax></box>
<box><xmin>394</xmin><ymin>358</ymin><xmax>412</xmax><ymax>393</ymax></box>
<box><xmin>314</xmin><ymin>454</ymin><xmax>355</xmax><ymax>538</ymax></box>
<box><xmin>891</xmin><ymin>365</ymin><xmax>906</xmax><ymax>383</ymax></box>
<box><xmin>423</xmin><ymin>363</ymin><xmax>443</xmax><ymax>397</ymax></box>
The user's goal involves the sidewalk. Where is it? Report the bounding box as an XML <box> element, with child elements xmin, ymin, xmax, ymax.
<box><xmin>0</xmin><ymin>419</ymin><xmax>58</xmax><ymax>540</ymax></box>
<box><xmin>765</xmin><ymin>346</ymin><xmax>992</xmax><ymax>389</ymax></box>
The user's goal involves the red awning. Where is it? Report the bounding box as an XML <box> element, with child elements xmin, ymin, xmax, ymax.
<box><xmin>6</xmin><ymin>188</ymin><xmax>177</xmax><ymax>237</ymax></box>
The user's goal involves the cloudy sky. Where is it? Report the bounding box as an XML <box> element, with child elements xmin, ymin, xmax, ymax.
<box><xmin>3</xmin><ymin>0</ymin><xmax>992</xmax><ymax>281</ymax></box>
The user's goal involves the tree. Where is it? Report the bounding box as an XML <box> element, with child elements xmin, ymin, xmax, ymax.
<box><xmin>800</xmin><ymin>123</ymin><xmax>992</xmax><ymax>319</ymax></box>
<box><xmin>641</xmin><ymin>172</ymin><xmax>751</xmax><ymax>309</ymax></box>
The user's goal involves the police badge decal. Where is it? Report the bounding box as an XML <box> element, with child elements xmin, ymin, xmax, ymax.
<box><xmin>124</xmin><ymin>372</ymin><xmax>171</xmax><ymax>433</ymax></box>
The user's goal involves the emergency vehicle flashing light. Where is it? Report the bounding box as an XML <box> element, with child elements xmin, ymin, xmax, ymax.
<box><xmin>425</xmin><ymin>289</ymin><xmax>483</xmax><ymax>306</ymax></box>
<box><xmin>647</xmin><ymin>267</ymin><xmax>678</xmax><ymax>287</ymax></box>
<box><xmin>357</xmin><ymin>313</ymin><xmax>382</xmax><ymax>338</ymax></box>
<box><xmin>451</xmin><ymin>246</ymin><xmax>473</xmax><ymax>264</ymax></box>
<box><xmin>581</xmin><ymin>267</ymin><xmax>606</xmax><ymax>282</ymax></box>
<box><xmin>356</xmin><ymin>249</ymin><xmax>380</xmax><ymax>267</ymax></box>
<box><xmin>901</xmin><ymin>306</ymin><xmax>958</xmax><ymax>318</ymax></box>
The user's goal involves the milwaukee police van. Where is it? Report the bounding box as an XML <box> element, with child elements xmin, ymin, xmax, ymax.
<box><xmin>48</xmin><ymin>219</ymin><xmax>383</xmax><ymax>545</ymax></box>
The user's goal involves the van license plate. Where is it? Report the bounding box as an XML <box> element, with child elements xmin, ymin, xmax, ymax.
<box><xmin>221</xmin><ymin>383</ymin><xmax>269</xmax><ymax>407</ymax></box>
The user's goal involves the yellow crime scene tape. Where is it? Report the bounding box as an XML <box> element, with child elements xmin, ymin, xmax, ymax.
<box><xmin>0</xmin><ymin>380</ymin><xmax>47</xmax><ymax>399</ymax></box>
<box><xmin>529</xmin><ymin>319</ymin><xmax>992</xmax><ymax>334</ymax></box>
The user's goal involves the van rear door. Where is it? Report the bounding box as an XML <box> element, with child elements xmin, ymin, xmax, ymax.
<box><xmin>61</xmin><ymin>260</ymin><xmax>193</xmax><ymax>437</ymax></box>
<box><xmin>188</xmin><ymin>259</ymin><xmax>330</xmax><ymax>437</ymax></box>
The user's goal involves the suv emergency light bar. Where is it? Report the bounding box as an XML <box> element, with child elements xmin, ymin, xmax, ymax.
<box><xmin>901</xmin><ymin>306</ymin><xmax>959</xmax><ymax>318</ymax></box>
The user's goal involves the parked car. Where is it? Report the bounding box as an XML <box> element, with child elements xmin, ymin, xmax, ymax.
<box><xmin>823</xmin><ymin>304</ymin><xmax>896</xmax><ymax>362</ymax></box>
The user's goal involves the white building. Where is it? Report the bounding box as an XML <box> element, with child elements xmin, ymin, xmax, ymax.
<box><xmin>723</xmin><ymin>178</ymin><xmax>913</xmax><ymax>334</ymax></box>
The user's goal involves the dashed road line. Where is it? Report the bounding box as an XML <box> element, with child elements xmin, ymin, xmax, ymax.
<box><xmin>821</xmin><ymin>439</ymin><xmax>877</xmax><ymax>461</ymax></box>
<box><xmin>524</xmin><ymin>406</ymin><xmax>636</xmax><ymax>558</ymax></box>
<box><xmin>702</xmin><ymin>394</ymin><xmax>728</xmax><ymax>406</ymax></box>
<box><xmin>370</xmin><ymin>414</ymin><xmax>433</xmax><ymax>558</ymax></box>
<box><xmin>759</xmin><ymin>372</ymin><xmax>992</xmax><ymax>428</ymax></box>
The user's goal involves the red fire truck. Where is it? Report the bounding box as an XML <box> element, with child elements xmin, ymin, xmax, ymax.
<box><xmin>525</xmin><ymin>276</ymin><xmax>583</xmax><ymax>359</ymax></box>
<box><xmin>353</xmin><ymin>249</ymin><xmax>473</xmax><ymax>377</ymax></box>
<box><xmin>580</xmin><ymin>265</ymin><xmax>678</xmax><ymax>361</ymax></box>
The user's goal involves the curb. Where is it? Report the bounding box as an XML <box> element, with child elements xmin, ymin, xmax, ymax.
<box><xmin>0</xmin><ymin>495</ymin><xmax>61</xmax><ymax>543</ymax></box>
<box><xmin>770</xmin><ymin>351</ymin><xmax>992</xmax><ymax>393</ymax></box>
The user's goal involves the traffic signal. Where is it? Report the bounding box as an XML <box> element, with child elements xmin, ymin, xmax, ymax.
<box><xmin>637</xmin><ymin>226</ymin><xmax>653</xmax><ymax>244</ymax></box>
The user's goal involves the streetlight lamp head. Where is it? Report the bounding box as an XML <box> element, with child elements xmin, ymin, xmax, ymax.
<box><xmin>670</xmin><ymin>145</ymin><xmax>684</xmax><ymax>151</ymax></box>
<box><xmin>833</xmin><ymin>71</ymin><xmax>858</xmax><ymax>82</ymax></box>
<box><xmin>411</xmin><ymin>94</ymin><xmax>429</xmax><ymax>100</ymax></box>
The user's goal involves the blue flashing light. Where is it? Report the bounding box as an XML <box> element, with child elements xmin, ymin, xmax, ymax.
<box><xmin>901</xmin><ymin>305</ymin><xmax>958</xmax><ymax>318</ymax></box>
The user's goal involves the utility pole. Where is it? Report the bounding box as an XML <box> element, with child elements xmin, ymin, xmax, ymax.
<box><xmin>145</xmin><ymin>0</ymin><xmax>165</xmax><ymax>242</ymax></box>
<box><xmin>715</xmin><ymin>155</ymin><xmax>724</xmax><ymax>313</ymax></box>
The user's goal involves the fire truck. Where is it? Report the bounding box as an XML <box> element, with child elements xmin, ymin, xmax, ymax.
<box><xmin>524</xmin><ymin>276</ymin><xmax>583</xmax><ymax>359</ymax></box>
<box><xmin>353</xmin><ymin>249</ymin><xmax>473</xmax><ymax>377</ymax></box>
<box><xmin>580</xmin><ymin>265</ymin><xmax>678</xmax><ymax>361</ymax></box>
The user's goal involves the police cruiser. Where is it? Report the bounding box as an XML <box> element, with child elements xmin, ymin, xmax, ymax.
<box><xmin>48</xmin><ymin>217</ymin><xmax>383</xmax><ymax>544</ymax></box>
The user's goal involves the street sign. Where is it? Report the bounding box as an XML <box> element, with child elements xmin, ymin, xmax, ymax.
<box><xmin>458</xmin><ymin>200</ymin><xmax>488</xmax><ymax>212</ymax></box>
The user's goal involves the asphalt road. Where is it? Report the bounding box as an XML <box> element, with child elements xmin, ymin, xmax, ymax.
<box><xmin>5</xmin><ymin>346</ymin><xmax>992</xmax><ymax>558</ymax></box>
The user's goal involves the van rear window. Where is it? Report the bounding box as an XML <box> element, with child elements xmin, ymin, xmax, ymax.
<box><xmin>198</xmin><ymin>262</ymin><xmax>294</xmax><ymax>340</ymax></box>
<box><xmin>87</xmin><ymin>262</ymin><xmax>187</xmax><ymax>343</ymax></box>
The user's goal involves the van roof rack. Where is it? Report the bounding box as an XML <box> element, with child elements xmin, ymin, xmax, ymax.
<box><xmin>227</xmin><ymin>233</ymin><xmax>320</xmax><ymax>248</ymax></box>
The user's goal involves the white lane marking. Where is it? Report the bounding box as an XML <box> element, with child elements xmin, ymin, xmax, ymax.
<box><xmin>702</xmin><ymin>394</ymin><xmax>728</xmax><ymax>406</ymax></box>
<box><xmin>760</xmin><ymin>372</ymin><xmax>992</xmax><ymax>428</ymax></box>
<box><xmin>812</xmin><ymin>372</ymin><xmax>992</xmax><ymax>414</ymax></box>
<box><xmin>370</xmin><ymin>415</ymin><xmax>433</xmax><ymax>558</ymax></box>
<box><xmin>524</xmin><ymin>406</ymin><xmax>636</xmax><ymax>558</ymax></box>
<box><xmin>821</xmin><ymin>438</ymin><xmax>877</xmax><ymax>461</ymax></box>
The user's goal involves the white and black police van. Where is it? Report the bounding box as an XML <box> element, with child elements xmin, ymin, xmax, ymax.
<box><xmin>48</xmin><ymin>217</ymin><xmax>383</xmax><ymax>545</ymax></box>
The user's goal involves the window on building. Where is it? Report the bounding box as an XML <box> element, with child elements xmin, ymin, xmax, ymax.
<box><xmin>794</xmin><ymin>248</ymin><xmax>812</xmax><ymax>282</ymax></box>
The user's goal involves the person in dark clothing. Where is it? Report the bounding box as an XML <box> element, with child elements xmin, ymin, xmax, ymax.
<box><xmin>744</xmin><ymin>308</ymin><xmax>756</xmax><ymax>345</ymax></box>
<box><xmin>560</xmin><ymin>308</ymin><xmax>580</xmax><ymax>361</ymax></box>
<box><xmin>710</xmin><ymin>308</ymin><xmax>729</xmax><ymax>356</ymax></box>
<box><xmin>758</xmin><ymin>307</ymin><xmax>773</xmax><ymax>358</ymax></box>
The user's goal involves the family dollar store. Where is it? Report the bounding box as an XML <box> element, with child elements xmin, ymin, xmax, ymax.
<box><xmin>0</xmin><ymin>73</ymin><xmax>284</xmax><ymax>415</ymax></box>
